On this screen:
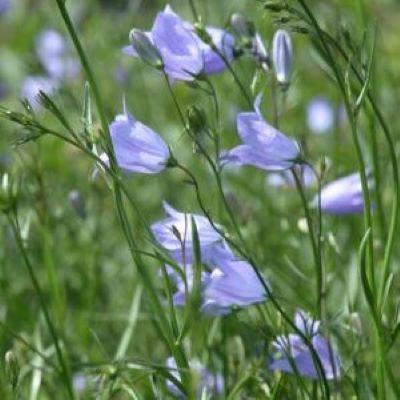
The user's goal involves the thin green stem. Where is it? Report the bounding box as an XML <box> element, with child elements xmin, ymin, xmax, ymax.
<box><xmin>53</xmin><ymin>2</ymin><xmax>192</xmax><ymax>394</ymax></box>
<box><xmin>187</xmin><ymin>0</ymin><xmax>199</xmax><ymax>20</ymax></box>
<box><xmin>292</xmin><ymin>169</ymin><xmax>323</xmax><ymax>318</ymax></box>
<box><xmin>175</xmin><ymin>162</ymin><xmax>330</xmax><ymax>398</ymax></box>
<box><xmin>7</xmin><ymin>212</ymin><xmax>75</xmax><ymax>399</ymax></box>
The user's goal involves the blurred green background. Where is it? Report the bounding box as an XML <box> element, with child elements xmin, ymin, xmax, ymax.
<box><xmin>0</xmin><ymin>0</ymin><xmax>400</xmax><ymax>397</ymax></box>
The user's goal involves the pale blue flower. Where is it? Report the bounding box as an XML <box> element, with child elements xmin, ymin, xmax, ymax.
<box><xmin>307</xmin><ymin>97</ymin><xmax>334</xmax><ymax>134</ymax></box>
<box><xmin>123</xmin><ymin>5</ymin><xmax>234</xmax><ymax>80</ymax></box>
<box><xmin>222</xmin><ymin>97</ymin><xmax>300</xmax><ymax>171</ymax></box>
<box><xmin>316</xmin><ymin>172</ymin><xmax>372</xmax><ymax>215</ymax></box>
<box><xmin>35</xmin><ymin>29</ymin><xmax>79</xmax><ymax>80</ymax></box>
<box><xmin>151</xmin><ymin>202</ymin><xmax>223</xmax><ymax>264</ymax></box>
<box><xmin>21</xmin><ymin>75</ymin><xmax>58</xmax><ymax>109</ymax></box>
<box><xmin>202</xmin><ymin>258</ymin><xmax>267</xmax><ymax>315</ymax></box>
<box><xmin>109</xmin><ymin>110</ymin><xmax>170</xmax><ymax>174</ymax></box>
<box><xmin>270</xmin><ymin>310</ymin><xmax>341</xmax><ymax>380</ymax></box>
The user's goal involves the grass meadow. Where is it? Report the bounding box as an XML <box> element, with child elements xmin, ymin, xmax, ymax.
<box><xmin>0</xmin><ymin>0</ymin><xmax>400</xmax><ymax>398</ymax></box>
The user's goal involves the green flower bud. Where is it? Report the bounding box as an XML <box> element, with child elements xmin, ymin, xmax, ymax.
<box><xmin>129</xmin><ymin>29</ymin><xmax>163</xmax><ymax>69</ymax></box>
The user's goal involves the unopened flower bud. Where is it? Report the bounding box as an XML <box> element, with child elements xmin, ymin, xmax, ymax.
<box><xmin>272</xmin><ymin>29</ymin><xmax>293</xmax><ymax>89</ymax></box>
<box><xmin>129</xmin><ymin>29</ymin><xmax>163</xmax><ymax>68</ymax></box>
<box><xmin>68</xmin><ymin>190</ymin><xmax>86</xmax><ymax>219</ymax></box>
<box><xmin>5</xmin><ymin>350</ymin><xmax>19</xmax><ymax>390</ymax></box>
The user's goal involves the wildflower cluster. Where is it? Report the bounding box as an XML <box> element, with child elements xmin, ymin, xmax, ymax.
<box><xmin>0</xmin><ymin>0</ymin><xmax>398</xmax><ymax>398</ymax></box>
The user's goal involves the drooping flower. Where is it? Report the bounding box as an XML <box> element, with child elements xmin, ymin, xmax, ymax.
<box><xmin>315</xmin><ymin>172</ymin><xmax>372</xmax><ymax>215</ymax></box>
<box><xmin>270</xmin><ymin>310</ymin><xmax>341</xmax><ymax>380</ymax></box>
<box><xmin>169</xmin><ymin>243</ymin><xmax>267</xmax><ymax>316</ymax></box>
<box><xmin>221</xmin><ymin>97</ymin><xmax>300</xmax><ymax>171</ymax></box>
<box><xmin>109</xmin><ymin>109</ymin><xmax>170</xmax><ymax>174</ymax></box>
<box><xmin>272</xmin><ymin>29</ymin><xmax>293</xmax><ymax>87</ymax></box>
<box><xmin>21</xmin><ymin>75</ymin><xmax>58</xmax><ymax>108</ymax></box>
<box><xmin>202</xmin><ymin>258</ymin><xmax>267</xmax><ymax>315</ymax></box>
<box><xmin>165</xmin><ymin>357</ymin><xmax>223</xmax><ymax>398</ymax></box>
<box><xmin>35</xmin><ymin>29</ymin><xmax>79</xmax><ymax>80</ymax></box>
<box><xmin>151</xmin><ymin>202</ymin><xmax>223</xmax><ymax>264</ymax></box>
<box><xmin>193</xmin><ymin>26</ymin><xmax>235</xmax><ymax>75</ymax></box>
<box><xmin>307</xmin><ymin>97</ymin><xmax>334</xmax><ymax>135</ymax></box>
<box><xmin>172</xmin><ymin>258</ymin><xmax>267</xmax><ymax>316</ymax></box>
<box><xmin>123</xmin><ymin>5</ymin><xmax>234</xmax><ymax>80</ymax></box>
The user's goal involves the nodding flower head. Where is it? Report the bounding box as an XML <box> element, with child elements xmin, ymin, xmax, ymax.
<box><xmin>123</xmin><ymin>5</ymin><xmax>235</xmax><ymax>80</ymax></box>
<box><xmin>221</xmin><ymin>96</ymin><xmax>300</xmax><ymax>171</ymax></box>
<box><xmin>109</xmin><ymin>106</ymin><xmax>170</xmax><ymax>174</ymax></box>
<box><xmin>272</xmin><ymin>29</ymin><xmax>293</xmax><ymax>88</ymax></box>
<box><xmin>151</xmin><ymin>202</ymin><xmax>223</xmax><ymax>264</ymax></box>
<box><xmin>315</xmin><ymin>172</ymin><xmax>373</xmax><ymax>215</ymax></box>
<box><xmin>270</xmin><ymin>310</ymin><xmax>341</xmax><ymax>380</ymax></box>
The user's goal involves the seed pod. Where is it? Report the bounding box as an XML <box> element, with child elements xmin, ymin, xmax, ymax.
<box><xmin>272</xmin><ymin>29</ymin><xmax>293</xmax><ymax>89</ymax></box>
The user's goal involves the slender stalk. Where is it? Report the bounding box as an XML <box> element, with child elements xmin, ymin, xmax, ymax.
<box><xmin>317</xmin><ymin>31</ymin><xmax>399</xmax><ymax>296</ymax></box>
<box><xmin>293</xmin><ymin>1</ymin><xmax>384</xmax><ymax>396</ymax></box>
<box><xmin>164</xmin><ymin>74</ymin><xmax>249</xmax><ymax>253</ymax></box>
<box><xmin>292</xmin><ymin>169</ymin><xmax>323</xmax><ymax>318</ymax></box>
<box><xmin>53</xmin><ymin>2</ymin><xmax>193</xmax><ymax>394</ymax></box>
<box><xmin>175</xmin><ymin>162</ymin><xmax>330</xmax><ymax>398</ymax></box>
<box><xmin>54</xmin><ymin>0</ymin><xmax>113</xmax><ymax>154</ymax></box>
<box><xmin>187</xmin><ymin>0</ymin><xmax>199</xmax><ymax>20</ymax></box>
<box><xmin>7</xmin><ymin>212</ymin><xmax>75</xmax><ymax>399</ymax></box>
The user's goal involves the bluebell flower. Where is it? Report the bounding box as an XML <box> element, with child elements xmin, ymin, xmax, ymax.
<box><xmin>151</xmin><ymin>202</ymin><xmax>223</xmax><ymax>264</ymax></box>
<box><xmin>202</xmin><ymin>258</ymin><xmax>267</xmax><ymax>315</ymax></box>
<box><xmin>109</xmin><ymin>109</ymin><xmax>170</xmax><ymax>174</ymax></box>
<box><xmin>270</xmin><ymin>310</ymin><xmax>341</xmax><ymax>380</ymax></box>
<box><xmin>307</xmin><ymin>97</ymin><xmax>334</xmax><ymax>135</ymax></box>
<box><xmin>272</xmin><ymin>29</ymin><xmax>293</xmax><ymax>87</ymax></box>
<box><xmin>193</xmin><ymin>26</ymin><xmax>235</xmax><ymax>75</ymax></box>
<box><xmin>168</xmin><ymin>244</ymin><xmax>267</xmax><ymax>316</ymax></box>
<box><xmin>171</xmin><ymin>258</ymin><xmax>267</xmax><ymax>316</ymax></box>
<box><xmin>21</xmin><ymin>75</ymin><xmax>58</xmax><ymax>109</ymax></box>
<box><xmin>123</xmin><ymin>5</ymin><xmax>234</xmax><ymax>80</ymax></box>
<box><xmin>35</xmin><ymin>29</ymin><xmax>79</xmax><ymax>80</ymax></box>
<box><xmin>221</xmin><ymin>97</ymin><xmax>300</xmax><ymax>171</ymax></box>
<box><xmin>315</xmin><ymin>172</ymin><xmax>372</xmax><ymax>215</ymax></box>
<box><xmin>165</xmin><ymin>357</ymin><xmax>223</xmax><ymax>398</ymax></box>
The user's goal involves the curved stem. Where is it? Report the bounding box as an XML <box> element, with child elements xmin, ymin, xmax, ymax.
<box><xmin>292</xmin><ymin>169</ymin><xmax>323</xmax><ymax>318</ymax></box>
<box><xmin>8</xmin><ymin>212</ymin><xmax>75</xmax><ymax>399</ymax></box>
